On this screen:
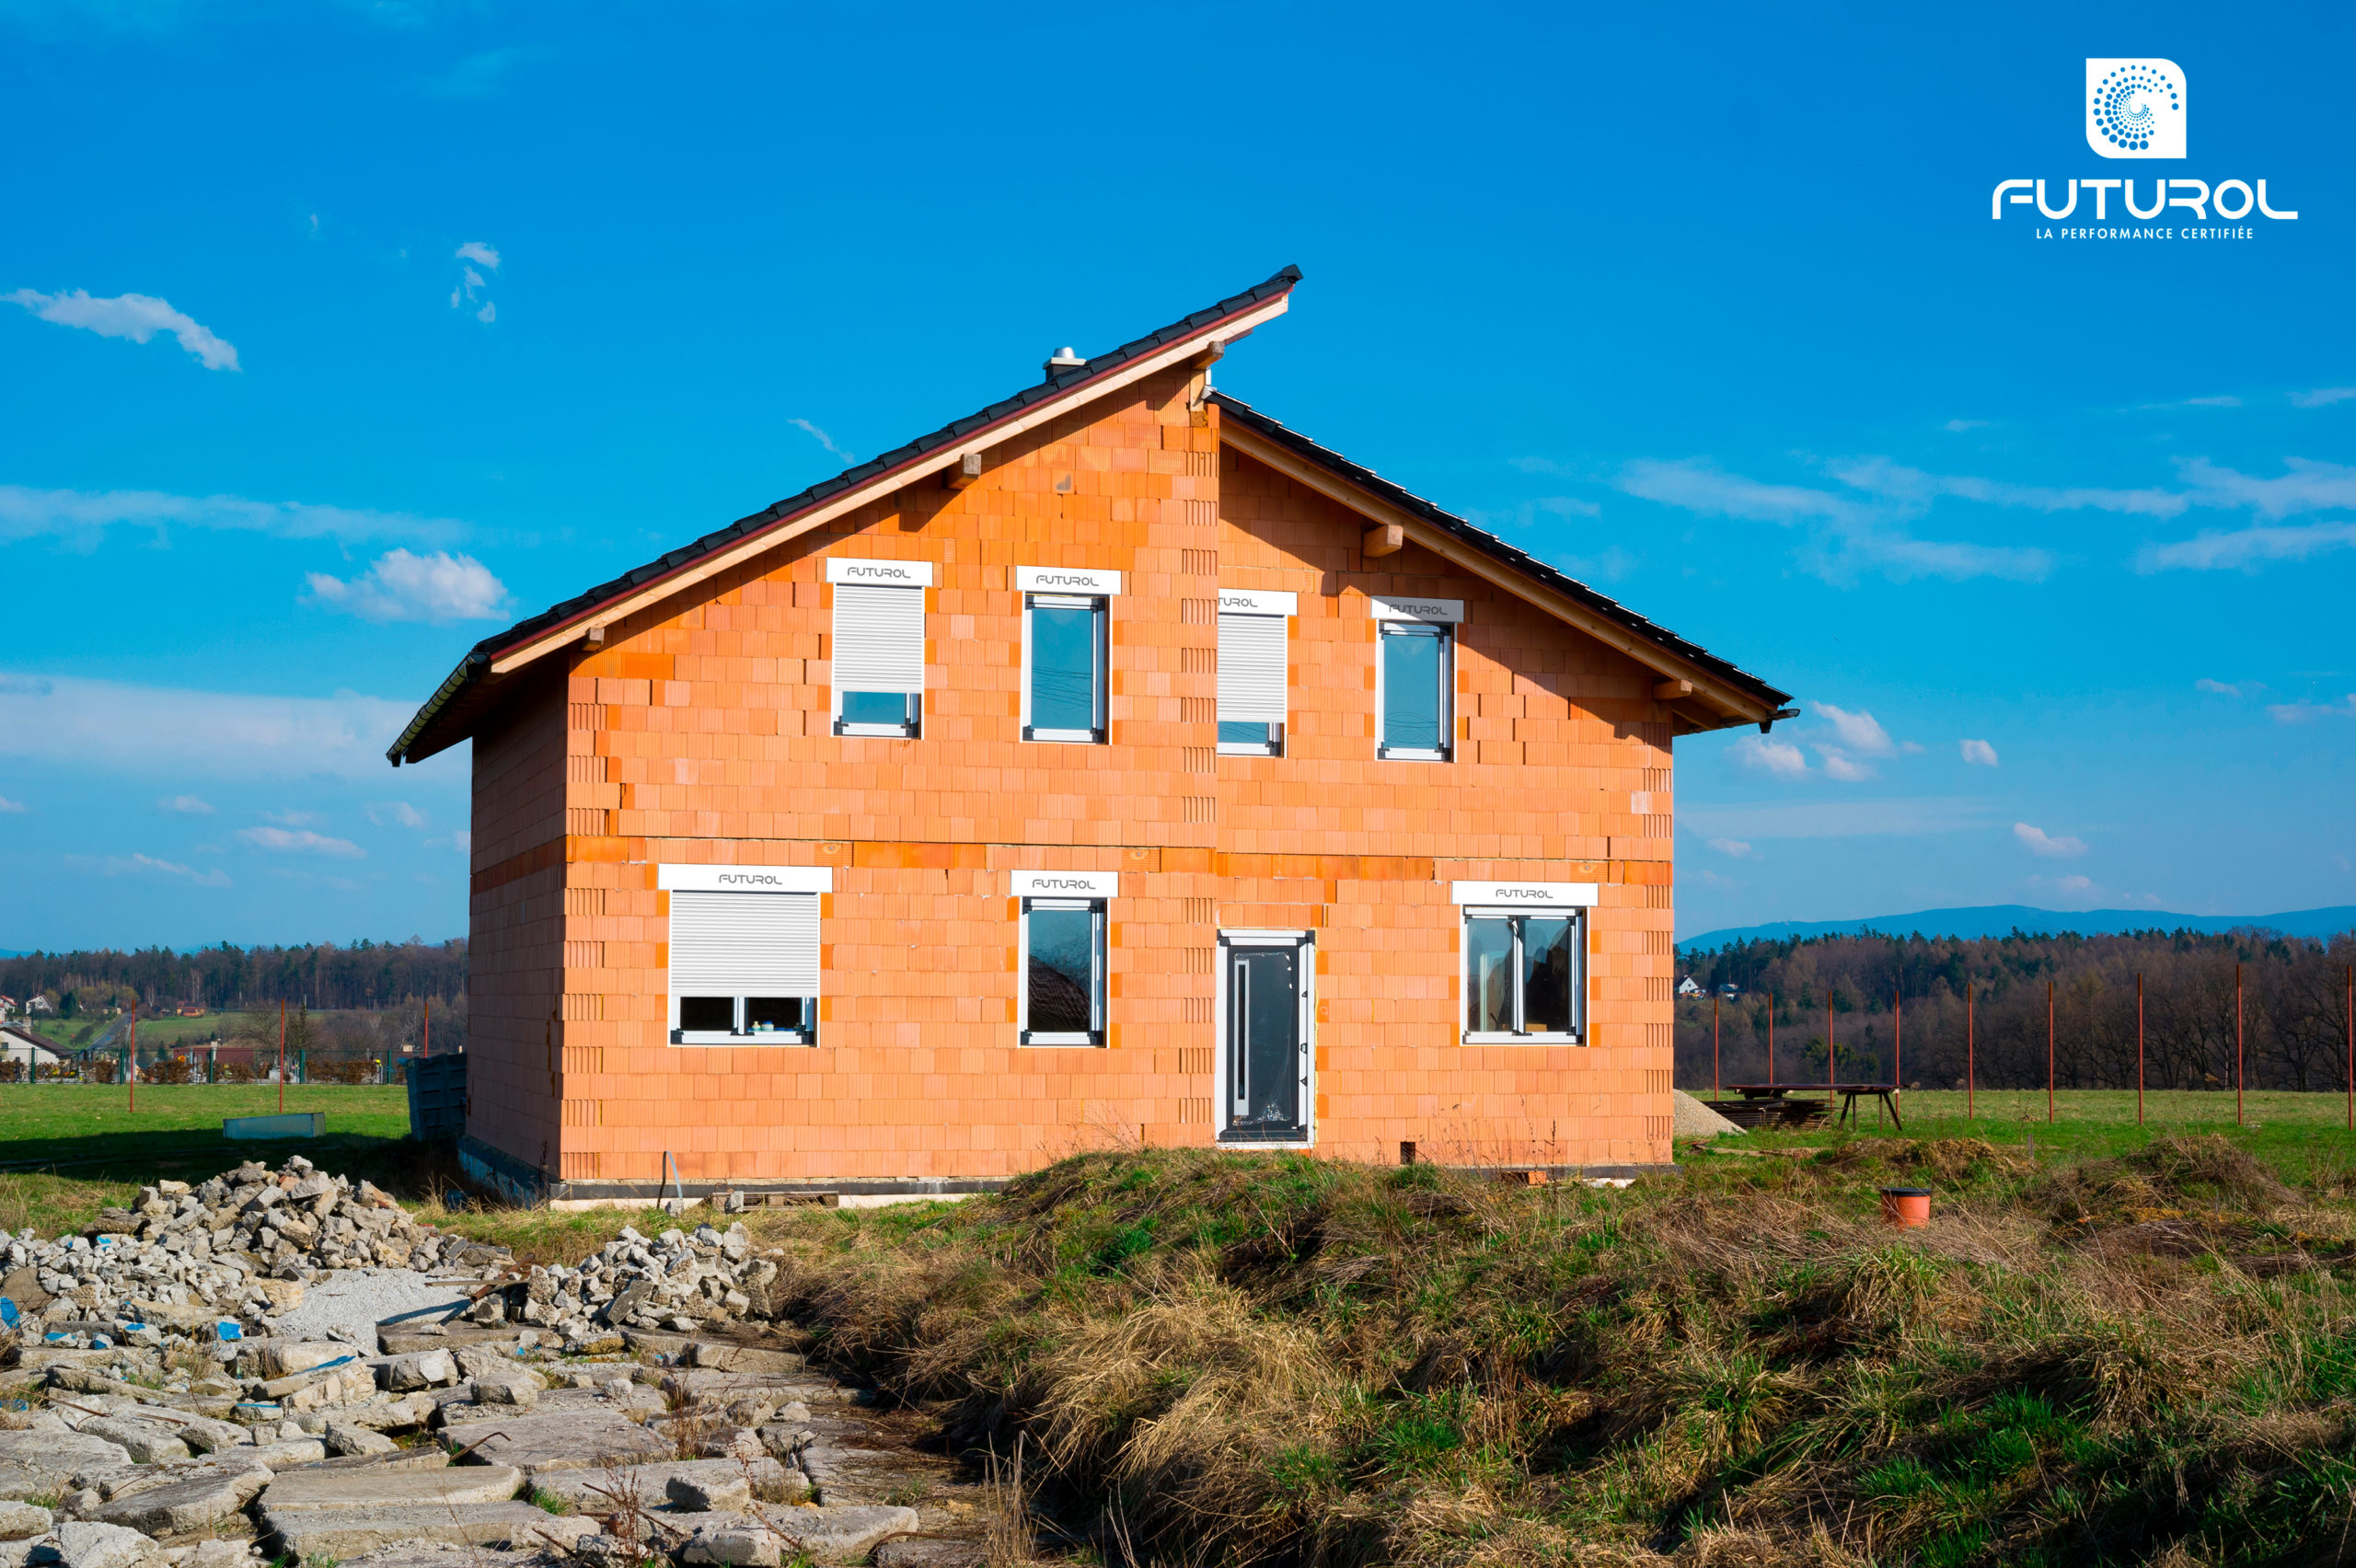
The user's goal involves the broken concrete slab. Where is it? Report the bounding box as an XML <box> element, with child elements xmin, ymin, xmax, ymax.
<box><xmin>0</xmin><ymin>1505</ymin><xmax>50</xmax><ymax>1543</ymax></box>
<box><xmin>662</xmin><ymin>1371</ymin><xmax>851</xmax><ymax>1404</ymax></box>
<box><xmin>666</xmin><ymin>1472</ymin><xmax>749</xmax><ymax>1513</ymax></box>
<box><xmin>675</xmin><ymin>1505</ymin><xmax>919</xmax><ymax>1566</ymax></box>
<box><xmin>375</xmin><ymin>1351</ymin><xmax>458</xmax><ymax>1392</ymax></box>
<box><xmin>436</xmin><ymin>1408</ymin><xmax>673</xmax><ymax>1472</ymax></box>
<box><xmin>334</xmin><ymin>1544</ymin><xmax>560</xmax><ymax>1568</ymax></box>
<box><xmin>262</xmin><ymin>1502</ymin><xmax>595</xmax><ymax>1560</ymax></box>
<box><xmin>74</xmin><ymin>1419</ymin><xmax>191</xmax><ymax>1466</ymax></box>
<box><xmin>684</xmin><ymin>1343</ymin><xmax>807</xmax><ymax>1376</ymax></box>
<box><xmin>324</xmin><ymin>1421</ymin><xmax>398</xmax><ymax>1456</ymax></box>
<box><xmin>0</xmin><ymin>1431</ymin><xmax>133</xmax><ymax>1497</ymax></box>
<box><xmin>246</xmin><ymin>1439</ymin><xmax>329</xmax><ymax>1467</ymax></box>
<box><xmin>523</xmin><ymin>1458</ymin><xmax>800</xmax><ymax>1516</ymax></box>
<box><xmin>92</xmin><ymin>1464</ymin><xmax>271</xmax><ymax>1537</ymax></box>
<box><xmin>872</xmin><ymin>1540</ymin><xmax>984</xmax><ymax>1568</ymax></box>
<box><xmin>261</xmin><ymin>1463</ymin><xmax>523</xmax><ymax>1512</ymax></box>
<box><xmin>50</xmin><ymin>1522</ymin><xmax>164</xmax><ymax>1568</ymax></box>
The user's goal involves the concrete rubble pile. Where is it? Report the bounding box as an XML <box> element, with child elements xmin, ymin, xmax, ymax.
<box><xmin>0</xmin><ymin>1161</ymin><xmax>963</xmax><ymax>1568</ymax></box>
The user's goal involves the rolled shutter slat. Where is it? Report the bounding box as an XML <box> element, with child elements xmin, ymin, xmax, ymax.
<box><xmin>832</xmin><ymin>584</ymin><xmax>925</xmax><ymax>696</ymax></box>
<box><xmin>669</xmin><ymin>892</ymin><xmax>819</xmax><ymax>996</ymax></box>
<box><xmin>1217</xmin><ymin>613</ymin><xmax>1287</xmax><ymax>725</ymax></box>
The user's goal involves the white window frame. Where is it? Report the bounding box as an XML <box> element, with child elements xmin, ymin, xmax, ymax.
<box><xmin>1377</xmin><ymin>621</ymin><xmax>1453</xmax><ymax>762</ymax></box>
<box><xmin>659</xmin><ymin>864</ymin><xmax>830</xmax><ymax>1048</ymax></box>
<box><xmin>1022</xmin><ymin>594</ymin><xmax>1109</xmax><ymax>744</ymax></box>
<box><xmin>1451</xmin><ymin>882</ymin><xmax>1597</xmax><ymax>1045</ymax></box>
<box><xmin>1217</xmin><ymin>589</ymin><xmax>1294</xmax><ymax>757</ymax></box>
<box><xmin>1214</xmin><ymin>928</ymin><xmax>1315</xmax><ymax>1146</ymax></box>
<box><xmin>1018</xmin><ymin>898</ymin><xmax>1107</xmax><ymax>1046</ymax></box>
<box><xmin>827</xmin><ymin>561</ymin><xmax>930</xmax><ymax>740</ymax></box>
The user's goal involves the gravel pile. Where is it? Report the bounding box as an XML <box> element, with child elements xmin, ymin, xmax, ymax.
<box><xmin>521</xmin><ymin>1221</ymin><xmax>779</xmax><ymax>1348</ymax></box>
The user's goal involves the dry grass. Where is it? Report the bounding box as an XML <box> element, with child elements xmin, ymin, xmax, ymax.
<box><xmin>719</xmin><ymin>1136</ymin><xmax>2356</xmax><ymax>1568</ymax></box>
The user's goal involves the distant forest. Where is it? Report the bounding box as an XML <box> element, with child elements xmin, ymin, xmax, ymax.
<box><xmin>3</xmin><ymin>939</ymin><xmax>467</xmax><ymax>1017</ymax></box>
<box><xmin>1676</xmin><ymin>928</ymin><xmax>2356</xmax><ymax>1095</ymax></box>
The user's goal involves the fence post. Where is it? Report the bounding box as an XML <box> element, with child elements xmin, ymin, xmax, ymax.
<box><xmin>2046</xmin><ymin>980</ymin><xmax>2055</xmax><ymax>1124</ymax></box>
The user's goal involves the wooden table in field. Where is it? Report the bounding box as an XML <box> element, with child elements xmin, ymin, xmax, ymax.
<box><xmin>1713</xmin><ymin>1085</ymin><xmax>1833</xmax><ymax>1129</ymax></box>
<box><xmin>1724</xmin><ymin>1084</ymin><xmax>1903</xmax><ymax>1129</ymax></box>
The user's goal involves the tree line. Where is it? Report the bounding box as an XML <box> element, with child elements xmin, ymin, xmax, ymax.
<box><xmin>2</xmin><ymin>939</ymin><xmax>467</xmax><ymax>1018</ymax></box>
<box><xmin>1676</xmin><ymin>928</ymin><xmax>2356</xmax><ymax>1094</ymax></box>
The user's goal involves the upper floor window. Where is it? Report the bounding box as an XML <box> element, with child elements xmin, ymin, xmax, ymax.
<box><xmin>827</xmin><ymin>558</ymin><xmax>931</xmax><ymax>738</ymax></box>
<box><xmin>1216</xmin><ymin>589</ymin><xmax>1294</xmax><ymax>755</ymax></box>
<box><xmin>1373</xmin><ymin>595</ymin><xmax>1462</xmax><ymax>761</ymax></box>
<box><xmin>1017</xmin><ymin>567</ymin><xmax>1121</xmax><ymax>744</ymax></box>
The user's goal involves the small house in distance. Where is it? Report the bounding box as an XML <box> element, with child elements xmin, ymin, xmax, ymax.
<box><xmin>389</xmin><ymin>269</ymin><xmax>1794</xmax><ymax>1205</ymax></box>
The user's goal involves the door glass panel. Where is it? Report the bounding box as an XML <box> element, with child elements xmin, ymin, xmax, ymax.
<box><xmin>1382</xmin><ymin>628</ymin><xmax>1443</xmax><ymax>752</ymax></box>
<box><xmin>1026</xmin><ymin>906</ymin><xmax>1096</xmax><ymax>1033</ymax></box>
<box><xmin>1520</xmin><ymin>917</ymin><xmax>1576</xmax><ymax>1033</ymax></box>
<box><xmin>1232</xmin><ymin>948</ymin><xmax>1299</xmax><ymax>1129</ymax></box>
<box><xmin>678</xmin><ymin>996</ymin><xmax>733</xmax><ymax>1032</ymax></box>
<box><xmin>1030</xmin><ymin>603</ymin><xmax>1099</xmax><ymax>733</ymax></box>
<box><xmin>1465</xmin><ymin>917</ymin><xmax>1514</xmax><ymax>1032</ymax></box>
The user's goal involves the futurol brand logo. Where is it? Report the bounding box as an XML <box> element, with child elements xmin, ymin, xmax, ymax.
<box><xmin>716</xmin><ymin>872</ymin><xmax>786</xmax><ymax>887</ymax></box>
<box><xmin>1032</xmin><ymin>879</ymin><xmax>1096</xmax><ymax>893</ymax></box>
<box><xmin>1033</xmin><ymin>574</ymin><xmax>1095</xmax><ymax>589</ymax></box>
<box><xmin>1992</xmin><ymin>58</ymin><xmax>2297</xmax><ymax>242</ymax></box>
<box><xmin>1488</xmin><ymin>887</ymin><xmax>1551</xmax><ymax>901</ymax></box>
<box><xmin>842</xmin><ymin>564</ymin><xmax>918</xmax><ymax>582</ymax></box>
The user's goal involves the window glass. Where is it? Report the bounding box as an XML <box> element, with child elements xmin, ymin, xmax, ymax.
<box><xmin>1218</xmin><ymin>721</ymin><xmax>1277</xmax><ymax>749</ymax></box>
<box><xmin>744</xmin><ymin>997</ymin><xmax>807</xmax><ymax>1033</ymax></box>
<box><xmin>677</xmin><ymin>996</ymin><xmax>733</xmax><ymax>1033</ymax></box>
<box><xmin>1026</xmin><ymin>905</ymin><xmax>1098</xmax><ymax>1035</ymax></box>
<box><xmin>1521</xmin><ymin>917</ymin><xmax>1576</xmax><ymax>1033</ymax></box>
<box><xmin>1464</xmin><ymin>917</ymin><xmax>1515</xmax><ymax>1033</ymax></box>
<box><xmin>1381</xmin><ymin>624</ymin><xmax>1447</xmax><ymax>755</ymax></box>
<box><xmin>838</xmin><ymin>691</ymin><xmax>915</xmax><ymax>729</ymax></box>
<box><xmin>1029</xmin><ymin>600</ymin><xmax>1101</xmax><ymax>737</ymax></box>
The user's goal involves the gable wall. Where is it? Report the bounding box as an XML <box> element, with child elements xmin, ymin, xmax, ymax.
<box><xmin>464</xmin><ymin>385</ymin><xmax>1677</xmax><ymax>1185</ymax></box>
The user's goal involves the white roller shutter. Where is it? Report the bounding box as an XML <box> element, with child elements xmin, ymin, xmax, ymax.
<box><xmin>1218</xmin><ymin>612</ymin><xmax>1288</xmax><ymax>725</ymax></box>
<box><xmin>669</xmin><ymin>892</ymin><xmax>819</xmax><ymax>997</ymax></box>
<box><xmin>832</xmin><ymin>584</ymin><xmax>925</xmax><ymax>698</ymax></box>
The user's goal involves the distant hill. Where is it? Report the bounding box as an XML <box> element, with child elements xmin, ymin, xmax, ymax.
<box><xmin>1680</xmin><ymin>905</ymin><xmax>2356</xmax><ymax>951</ymax></box>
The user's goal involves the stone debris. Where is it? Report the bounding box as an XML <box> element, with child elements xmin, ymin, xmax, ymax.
<box><xmin>0</xmin><ymin>1159</ymin><xmax>977</xmax><ymax>1568</ymax></box>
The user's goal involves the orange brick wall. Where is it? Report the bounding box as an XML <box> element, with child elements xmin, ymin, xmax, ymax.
<box><xmin>464</xmin><ymin>367</ymin><xmax>1680</xmax><ymax>1184</ymax></box>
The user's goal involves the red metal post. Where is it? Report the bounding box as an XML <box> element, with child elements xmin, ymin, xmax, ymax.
<box><xmin>128</xmin><ymin>1002</ymin><xmax>137</xmax><ymax>1113</ymax></box>
<box><xmin>277</xmin><ymin>999</ymin><xmax>286</xmax><ymax>1114</ymax></box>
<box><xmin>422</xmin><ymin>996</ymin><xmax>431</xmax><ymax>1060</ymax></box>
<box><xmin>1828</xmin><ymin>996</ymin><xmax>1835</xmax><ymax>1094</ymax></box>
<box><xmin>2346</xmin><ymin>965</ymin><xmax>2352</xmax><ymax>1132</ymax></box>
<box><xmin>2136</xmin><ymin>972</ymin><xmax>2144</xmax><ymax>1127</ymax></box>
<box><xmin>1894</xmin><ymin>986</ymin><xmax>1902</xmax><ymax>1098</ymax></box>
<box><xmin>2235</xmin><ymin>963</ymin><xmax>2245</xmax><ymax>1127</ymax></box>
<box><xmin>1712</xmin><ymin>994</ymin><xmax>1720</xmax><ymax>1096</ymax></box>
<box><xmin>1967</xmin><ymin>984</ymin><xmax>1975</xmax><ymax>1120</ymax></box>
<box><xmin>2046</xmin><ymin>980</ymin><xmax>2055</xmax><ymax>1124</ymax></box>
<box><xmin>1767</xmin><ymin>993</ymin><xmax>1775</xmax><ymax>1087</ymax></box>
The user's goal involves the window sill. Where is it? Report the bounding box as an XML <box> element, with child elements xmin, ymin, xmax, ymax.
<box><xmin>1022</xmin><ymin>731</ymin><xmax>1106</xmax><ymax>744</ymax></box>
<box><xmin>672</xmin><ymin>1032</ymin><xmax>814</xmax><ymax>1046</ymax></box>
<box><xmin>1378</xmin><ymin>747</ymin><xmax>1452</xmax><ymax>763</ymax></box>
<box><xmin>835</xmin><ymin>724</ymin><xmax>919</xmax><ymax>739</ymax></box>
<box><xmin>1461</xmin><ymin>1032</ymin><xmax>1586</xmax><ymax>1046</ymax></box>
<box><xmin>1019</xmin><ymin>1032</ymin><xmax>1103</xmax><ymax>1047</ymax></box>
<box><xmin>1217</xmin><ymin>743</ymin><xmax>1280</xmax><ymax>756</ymax></box>
<box><xmin>1218</xmin><ymin>1127</ymin><xmax>1312</xmax><ymax>1145</ymax></box>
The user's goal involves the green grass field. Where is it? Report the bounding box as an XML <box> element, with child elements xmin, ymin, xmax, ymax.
<box><xmin>1703</xmin><ymin>1087</ymin><xmax>2356</xmax><ymax>1182</ymax></box>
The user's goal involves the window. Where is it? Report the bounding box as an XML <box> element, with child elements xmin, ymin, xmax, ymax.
<box><xmin>1013</xmin><ymin>870</ymin><xmax>1114</xmax><ymax>1045</ymax></box>
<box><xmin>659</xmin><ymin>865</ymin><xmax>831</xmax><ymax>1044</ymax></box>
<box><xmin>1217</xmin><ymin>589</ymin><xmax>1293</xmax><ymax>755</ymax></box>
<box><xmin>1462</xmin><ymin>909</ymin><xmax>1583</xmax><ymax>1042</ymax></box>
<box><xmin>1371</xmin><ymin>595</ymin><xmax>1462</xmax><ymax>761</ymax></box>
<box><xmin>827</xmin><ymin>558</ymin><xmax>931</xmax><ymax>737</ymax></box>
<box><xmin>1017</xmin><ymin>566</ymin><xmax>1120</xmax><ymax>744</ymax></box>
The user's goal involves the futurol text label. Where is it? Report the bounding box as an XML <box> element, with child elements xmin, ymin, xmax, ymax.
<box><xmin>1989</xmin><ymin>58</ymin><xmax>2302</xmax><ymax>242</ymax></box>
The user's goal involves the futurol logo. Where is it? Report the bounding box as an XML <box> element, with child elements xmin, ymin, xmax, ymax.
<box><xmin>841</xmin><ymin>564</ymin><xmax>919</xmax><ymax>582</ymax></box>
<box><xmin>716</xmin><ymin>872</ymin><xmax>787</xmax><ymax>887</ymax></box>
<box><xmin>1031</xmin><ymin>879</ymin><xmax>1097</xmax><ymax>893</ymax></box>
<box><xmin>1991</xmin><ymin>59</ymin><xmax>2297</xmax><ymax>241</ymax></box>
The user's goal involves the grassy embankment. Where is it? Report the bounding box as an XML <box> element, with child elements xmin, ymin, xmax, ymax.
<box><xmin>6</xmin><ymin>1088</ymin><xmax>2356</xmax><ymax>1563</ymax></box>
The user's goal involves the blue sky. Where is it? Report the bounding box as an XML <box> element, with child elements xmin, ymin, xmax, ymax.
<box><xmin>3</xmin><ymin>0</ymin><xmax>2350</xmax><ymax>950</ymax></box>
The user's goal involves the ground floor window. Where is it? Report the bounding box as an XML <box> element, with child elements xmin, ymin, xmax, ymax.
<box><xmin>660</xmin><ymin>865</ymin><xmax>828</xmax><ymax>1045</ymax></box>
<box><xmin>1021</xmin><ymin>898</ymin><xmax>1104</xmax><ymax>1044</ymax></box>
<box><xmin>1462</xmin><ymin>908</ymin><xmax>1584</xmax><ymax>1042</ymax></box>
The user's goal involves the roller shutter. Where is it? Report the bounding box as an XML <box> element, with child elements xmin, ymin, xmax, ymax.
<box><xmin>1217</xmin><ymin>611</ymin><xmax>1288</xmax><ymax>725</ymax></box>
<box><xmin>832</xmin><ymin>584</ymin><xmax>925</xmax><ymax>698</ymax></box>
<box><xmin>668</xmin><ymin>892</ymin><xmax>819</xmax><ymax>997</ymax></box>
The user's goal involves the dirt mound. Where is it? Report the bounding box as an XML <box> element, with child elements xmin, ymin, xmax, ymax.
<box><xmin>1808</xmin><ymin>1136</ymin><xmax>2024</xmax><ymax>1184</ymax></box>
<box><xmin>2031</xmin><ymin>1133</ymin><xmax>2292</xmax><ymax>1222</ymax></box>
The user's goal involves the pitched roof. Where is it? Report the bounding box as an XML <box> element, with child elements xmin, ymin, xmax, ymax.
<box><xmin>1209</xmin><ymin>393</ymin><xmax>1793</xmax><ymax>730</ymax></box>
<box><xmin>388</xmin><ymin>266</ymin><xmax>1304</xmax><ymax>764</ymax></box>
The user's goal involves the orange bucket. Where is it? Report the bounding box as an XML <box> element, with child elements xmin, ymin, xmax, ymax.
<box><xmin>1879</xmin><ymin>1187</ymin><xmax>1933</xmax><ymax>1228</ymax></box>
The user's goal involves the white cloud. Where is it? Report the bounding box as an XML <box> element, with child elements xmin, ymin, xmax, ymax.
<box><xmin>0</xmin><ymin>483</ymin><xmax>469</xmax><ymax>548</ymax></box>
<box><xmin>367</xmin><ymin>801</ymin><xmax>425</xmax><ymax>828</ymax></box>
<box><xmin>1814</xmin><ymin>703</ymin><xmax>1895</xmax><ymax>757</ymax></box>
<box><xmin>790</xmin><ymin>419</ymin><xmax>857</xmax><ymax>465</ymax></box>
<box><xmin>237</xmin><ymin>825</ymin><xmax>364</xmax><ymax>858</ymax></box>
<box><xmin>1619</xmin><ymin>458</ymin><xmax>1871</xmax><ymax>526</ymax></box>
<box><xmin>2014</xmin><ymin>822</ymin><xmax>2088</xmax><ymax>859</ymax></box>
<box><xmin>4</xmin><ymin>288</ymin><xmax>239</xmax><ymax>371</ymax></box>
<box><xmin>2194</xmin><ymin>678</ymin><xmax>2255</xmax><ymax>698</ymax></box>
<box><xmin>2028</xmin><ymin>872</ymin><xmax>2096</xmax><ymax>894</ymax></box>
<box><xmin>449</xmin><ymin>248</ymin><xmax>500</xmax><ymax>321</ymax></box>
<box><xmin>1942</xmin><ymin>419</ymin><xmax>1990</xmax><ymax>432</ymax></box>
<box><xmin>2136</xmin><ymin>521</ymin><xmax>2356</xmax><ymax>573</ymax></box>
<box><xmin>1820</xmin><ymin>752</ymin><xmax>1873</xmax><ymax>782</ymax></box>
<box><xmin>0</xmin><ymin>795</ymin><xmax>24</xmax><ymax>813</ymax></box>
<box><xmin>1682</xmin><ymin>796</ymin><xmax>1992</xmax><ymax>839</ymax></box>
<box><xmin>449</xmin><ymin>267</ymin><xmax>486</xmax><ymax>309</ymax></box>
<box><xmin>260</xmin><ymin>809</ymin><xmax>321</xmax><ymax>826</ymax></box>
<box><xmin>1828</xmin><ymin>457</ymin><xmax>2187</xmax><ymax>519</ymax></box>
<box><xmin>2291</xmin><ymin>386</ymin><xmax>2356</xmax><ymax>409</ymax></box>
<box><xmin>1729</xmin><ymin>734</ymin><xmax>1808</xmax><ymax>779</ymax></box>
<box><xmin>101</xmin><ymin>852</ymin><xmax>230</xmax><ymax>887</ymax></box>
<box><xmin>2267</xmin><ymin>695</ymin><xmax>2356</xmax><ymax>724</ymax></box>
<box><xmin>156</xmin><ymin>794</ymin><xmax>214</xmax><ymax>813</ymax></box>
<box><xmin>1704</xmin><ymin>837</ymin><xmax>1754</xmax><ymax>859</ymax></box>
<box><xmin>1959</xmin><ymin>739</ymin><xmax>1999</xmax><ymax>767</ymax></box>
<box><xmin>2174</xmin><ymin>456</ymin><xmax>2356</xmax><ymax>519</ymax></box>
<box><xmin>1537</xmin><ymin>495</ymin><xmax>1602</xmax><ymax>518</ymax></box>
<box><xmin>475</xmin><ymin>301</ymin><xmax>495</xmax><ymax>325</ymax></box>
<box><xmin>2181</xmin><ymin>396</ymin><xmax>2242</xmax><ymax>409</ymax></box>
<box><xmin>455</xmin><ymin>241</ymin><xmax>501</xmax><ymax>271</ymax></box>
<box><xmin>306</xmin><ymin>548</ymin><xmax>508</xmax><ymax>622</ymax></box>
<box><xmin>0</xmin><ymin>671</ymin><xmax>414</xmax><ymax>778</ymax></box>
<box><xmin>451</xmin><ymin>829</ymin><xmax>470</xmax><ymax>854</ymax></box>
